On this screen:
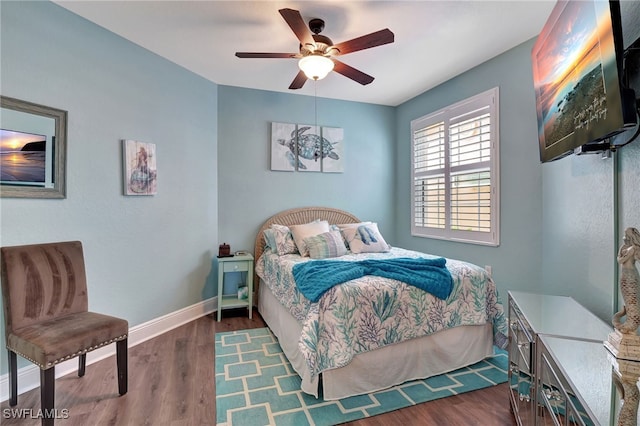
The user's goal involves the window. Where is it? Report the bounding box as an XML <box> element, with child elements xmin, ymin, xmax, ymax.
<box><xmin>411</xmin><ymin>87</ymin><xmax>499</xmax><ymax>246</ymax></box>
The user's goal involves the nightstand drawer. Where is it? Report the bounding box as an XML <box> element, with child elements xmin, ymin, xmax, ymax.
<box><xmin>223</xmin><ymin>261</ymin><xmax>250</xmax><ymax>273</ymax></box>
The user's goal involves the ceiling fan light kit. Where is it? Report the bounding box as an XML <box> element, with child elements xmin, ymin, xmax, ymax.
<box><xmin>298</xmin><ymin>55</ymin><xmax>334</xmax><ymax>81</ymax></box>
<box><xmin>235</xmin><ymin>8</ymin><xmax>394</xmax><ymax>89</ymax></box>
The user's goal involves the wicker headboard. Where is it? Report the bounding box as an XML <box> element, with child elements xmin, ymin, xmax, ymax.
<box><xmin>254</xmin><ymin>206</ymin><xmax>360</xmax><ymax>263</ymax></box>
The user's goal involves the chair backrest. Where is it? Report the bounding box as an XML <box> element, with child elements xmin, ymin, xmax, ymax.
<box><xmin>1</xmin><ymin>241</ymin><xmax>89</xmax><ymax>336</ymax></box>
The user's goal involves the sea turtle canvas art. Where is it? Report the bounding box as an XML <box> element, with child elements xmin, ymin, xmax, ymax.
<box><xmin>270</xmin><ymin>122</ymin><xmax>343</xmax><ymax>172</ymax></box>
<box><xmin>288</xmin><ymin>125</ymin><xmax>322</xmax><ymax>172</ymax></box>
<box><xmin>321</xmin><ymin>126</ymin><xmax>344</xmax><ymax>173</ymax></box>
<box><xmin>271</xmin><ymin>122</ymin><xmax>297</xmax><ymax>171</ymax></box>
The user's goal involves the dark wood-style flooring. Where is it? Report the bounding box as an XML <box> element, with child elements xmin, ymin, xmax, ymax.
<box><xmin>0</xmin><ymin>309</ymin><xmax>516</xmax><ymax>425</ymax></box>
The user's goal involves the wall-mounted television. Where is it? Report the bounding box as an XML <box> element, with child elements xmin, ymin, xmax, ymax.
<box><xmin>532</xmin><ymin>0</ymin><xmax>637</xmax><ymax>163</ymax></box>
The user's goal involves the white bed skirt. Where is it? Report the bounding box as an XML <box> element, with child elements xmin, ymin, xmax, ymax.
<box><xmin>258</xmin><ymin>279</ymin><xmax>494</xmax><ymax>400</ymax></box>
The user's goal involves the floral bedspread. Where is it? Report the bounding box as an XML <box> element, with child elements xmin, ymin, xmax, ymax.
<box><xmin>256</xmin><ymin>247</ymin><xmax>508</xmax><ymax>380</ymax></box>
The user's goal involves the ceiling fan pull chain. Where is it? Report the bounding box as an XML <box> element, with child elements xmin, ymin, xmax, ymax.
<box><xmin>314</xmin><ymin>81</ymin><xmax>320</xmax><ymax>161</ymax></box>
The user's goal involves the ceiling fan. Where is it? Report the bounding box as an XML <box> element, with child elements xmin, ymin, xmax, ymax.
<box><xmin>235</xmin><ymin>8</ymin><xmax>394</xmax><ymax>89</ymax></box>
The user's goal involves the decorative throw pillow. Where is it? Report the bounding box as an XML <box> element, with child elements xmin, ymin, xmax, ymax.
<box><xmin>270</xmin><ymin>224</ymin><xmax>298</xmax><ymax>255</ymax></box>
<box><xmin>290</xmin><ymin>220</ymin><xmax>330</xmax><ymax>257</ymax></box>
<box><xmin>341</xmin><ymin>223</ymin><xmax>391</xmax><ymax>254</ymax></box>
<box><xmin>335</xmin><ymin>222</ymin><xmax>373</xmax><ymax>248</ymax></box>
<box><xmin>304</xmin><ymin>230</ymin><xmax>348</xmax><ymax>259</ymax></box>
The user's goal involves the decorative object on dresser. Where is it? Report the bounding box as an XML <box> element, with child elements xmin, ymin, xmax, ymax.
<box><xmin>217</xmin><ymin>253</ymin><xmax>254</xmax><ymax>321</ymax></box>
<box><xmin>606</xmin><ymin>227</ymin><xmax>640</xmax><ymax>361</ymax></box>
<box><xmin>610</xmin><ymin>355</ymin><xmax>640</xmax><ymax>426</ymax></box>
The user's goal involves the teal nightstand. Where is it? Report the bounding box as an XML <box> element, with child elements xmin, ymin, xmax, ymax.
<box><xmin>216</xmin><ymin>254</ymin><xmax>254</xmax><ymax>321</ymax></box>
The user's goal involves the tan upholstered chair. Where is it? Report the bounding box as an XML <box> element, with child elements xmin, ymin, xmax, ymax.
<box><xmin>1</xmin><ymin>241</ymin><xmax>128</xmax><ymax>425</ymax></box>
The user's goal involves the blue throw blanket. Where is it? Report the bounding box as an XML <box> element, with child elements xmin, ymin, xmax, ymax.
<box><xmin>292</xmin><ymin>257</ymin><xmax>453</xmax><ymax>303</ymax></box>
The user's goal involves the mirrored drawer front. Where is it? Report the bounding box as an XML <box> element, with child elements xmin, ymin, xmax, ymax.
<box><xmin>538</xmin><ymin>351</ymin><xmax>588</xmax><ymax>426</ymax></box>
<box><xmin>509</xmin><ymin>299</ymin><xmax>534</xmax><ymax>373</ymax></box>
<box><xmin>223</xmin><ymin>262</ymin><xmax>250</xmax><ymax>273</ymax></box>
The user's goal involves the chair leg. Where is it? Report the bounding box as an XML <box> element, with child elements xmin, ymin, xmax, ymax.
<box><xmin>8</xmin><ymin>350</ymin><xmax>17</xmax><ymax>407</ymax></box>
<box><xmin>116</xmin><ymin>338</ymin><xmax>128</xmax><ymax>396</ymax></box>
<box><xmin>40</xmin><ymin>367</ymin><xmax>55</xmax><ymax>426</ymax></box>
<box><xmin>78</xmin><ymin>353</ymin><xmax>86</xmax><ymax>377</ymax></box>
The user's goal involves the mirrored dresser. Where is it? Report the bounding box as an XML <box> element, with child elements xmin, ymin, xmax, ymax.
<box><xmin>507</xmin><ymin>291</ymin><xmax>638</xmax><ymax>425</ymax></box>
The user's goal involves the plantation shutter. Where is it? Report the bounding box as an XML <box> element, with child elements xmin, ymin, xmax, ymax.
<box><xmin>449</xmin><ymin>109</ymin><xmax>492</xmax><ymax>233</ymax></box>
<box><xmin>411</xmin><ymin>88</ymin><xmax>499</xmax><ymax>246</ymax></box>
<box><xmin>413</xmin><ymin>121</ymin><xmax>446</xmax><ymax>230</ymax></box>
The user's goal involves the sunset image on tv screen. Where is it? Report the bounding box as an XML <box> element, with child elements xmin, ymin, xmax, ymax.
<box><xmin>533</xmin><ymin>0</ymin><xmax>619</xmax><ymax>149</ymax></box>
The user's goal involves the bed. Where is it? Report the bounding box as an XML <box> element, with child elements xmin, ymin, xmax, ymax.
<box><xmin>253</xmin><ymin>206</ymin><xmax>508</xmax><ymax>400</ymax></box>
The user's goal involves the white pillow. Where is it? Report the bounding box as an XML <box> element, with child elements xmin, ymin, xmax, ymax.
<box><xmin>289</xmin><ymin>220</ymin><xmax>330</xmax><ymax>257</ymax></box>
<box><xmin>335</xmin><ymin>222</ymin><xmax>372</xmax><ymax>248</ymax></box>
<box><xmin>341</xmin><ymin>223</ymin><xmax>391</xmax><ymax>254</ymax></box>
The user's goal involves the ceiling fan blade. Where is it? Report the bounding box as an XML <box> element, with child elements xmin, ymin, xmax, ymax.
<box><xmin>332</xmin><ymin>29</ymin><xmax>394</xmax><ymax>55</ymax></box>
<box><xmin>235</xmin><ymin>52</ymin><xmax>298</xmax><ymax>59</ymax></box>
<box><xmin>289</xmin><ymin>70</ymin><xmax>307</xmax><ymax>90</ymax></box>
<box><xmin>279</xmin><ymin>8</ymin><xmax>315</xmax><ymax>48</ymax></box>
<box><xmin>332</xmin><ymin>59</ymin><xmax>375</xmax><ymax>85</ymax></box>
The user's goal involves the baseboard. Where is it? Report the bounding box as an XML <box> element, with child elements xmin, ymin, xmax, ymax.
<box><xmin>0</xmin><ymin>297</ymin><xmax>217</xmax><ymax>403</ymax></box>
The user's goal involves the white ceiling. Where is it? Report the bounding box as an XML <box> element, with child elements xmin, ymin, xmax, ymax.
<box><xmin>53</xmin><ymin>0</ymin><xmax>556</xmax><ymax>106</ymax></box>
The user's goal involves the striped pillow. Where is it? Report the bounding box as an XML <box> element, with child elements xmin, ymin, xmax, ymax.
<box><xmin>304</xmin><ymin>230</ymin><xmax>348</xmax><ymax>259</ymax></box>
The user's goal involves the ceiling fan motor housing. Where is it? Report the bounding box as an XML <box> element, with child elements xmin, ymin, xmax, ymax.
<box><xmin>301</xmin><ymin>34</ymin><xmax>336</xmax><ymax>56</ymax></box>
<box><xmin>309</xmin><ymin>18</ymin><xmax>325</xmax><ymax>34</ymax></box>
<box><xmin>302</xmin><ymin>18</ymin><xmax>337</xmax><ymax>56</ymax></box>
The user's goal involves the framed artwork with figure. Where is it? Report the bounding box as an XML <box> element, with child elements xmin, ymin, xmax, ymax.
<box><xmin>123</xmin><ymin>139</ymin><xmax>157</xmax><ymax>196</ymax></box>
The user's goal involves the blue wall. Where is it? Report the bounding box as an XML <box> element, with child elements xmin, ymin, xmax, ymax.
<box><xmin>395</xmin><ymin>40</ymin><xmax>543</xmax><ymax>300</ymax></box>
<box><xmin>539</xmin><ymin>124</ymin><xmax>640</xmax><ymax>322</ymax></box>
<box><xmin>1</xmin><ymin>1</ymin><xmax>218</xmax><ymax>373</ymax></box>
<box><xmin>540</xmin><ymin>154</ymin><xmax>616</xmax><ymax>320</ymax></box>
<box><xmin>620</xmin><ymin>141</ymin><xmax>640</xmax><ymax>235</ymax></box>
<box><xmin>217</xmin><ymin>86</ymin><xmax>396</xmax><ymax>253</ymax></box>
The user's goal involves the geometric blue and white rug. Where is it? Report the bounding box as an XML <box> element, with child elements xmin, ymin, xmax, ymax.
<box><xmin>215</xmin><ymin>328</ymin><xmax>507</xmax><ymax>426</ymax></box>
